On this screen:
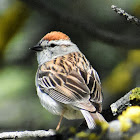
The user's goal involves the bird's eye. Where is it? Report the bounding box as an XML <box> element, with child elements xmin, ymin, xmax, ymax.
<box><xmin>50</xmin><ymin>43</ymin><xmax>56</xmax><ymax>47</ymax></box>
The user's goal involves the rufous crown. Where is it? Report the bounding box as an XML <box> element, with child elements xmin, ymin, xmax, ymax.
<box><xmin>43</xmin><ymin>31</ymin><xmax>70</xmax><ymax>41</ymax></box>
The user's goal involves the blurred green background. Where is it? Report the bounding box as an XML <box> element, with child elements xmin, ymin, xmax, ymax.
<box><xmin>0</xmin><ymin>0</ymin><xmax>140</xmax><ymax>131</ymax></box>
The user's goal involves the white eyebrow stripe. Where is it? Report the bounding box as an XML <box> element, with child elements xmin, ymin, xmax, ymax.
<box><xmin>48</xmin><ymin>40</ymin><xmax>74</xmax><ymax>46</ymax></box>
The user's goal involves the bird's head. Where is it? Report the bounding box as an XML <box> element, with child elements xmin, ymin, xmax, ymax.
<box><xmin>31</xmin><ymin>31</ymin><xmax>79</xmax><ymax>65</ymax></box>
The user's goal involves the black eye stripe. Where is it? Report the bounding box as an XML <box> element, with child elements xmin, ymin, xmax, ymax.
<box><xmin>50</xmin><ymin>43</ymin><xmax>56</xmax><ymax>47</ymax></box>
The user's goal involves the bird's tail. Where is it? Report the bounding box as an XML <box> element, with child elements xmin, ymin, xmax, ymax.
<box><xmin>80</xmin><ymin>109</ymin><xmax>107</xmax><ymax>129</ymax></box>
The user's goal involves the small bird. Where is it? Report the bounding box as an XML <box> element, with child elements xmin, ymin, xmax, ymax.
<box><xmin>31</xmin><ymin>31</ymin><xmax>107</xmax><ymax>130</ymax></box>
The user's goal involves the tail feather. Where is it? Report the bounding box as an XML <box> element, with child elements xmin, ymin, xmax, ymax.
<box><xmin>80</xmin><ymin>109</ymin><xmax>107</xmax><ymax>129</ymax></box>
<box><xmin>81</xmin><ymin>109</ymin><xmax>96</xmax><ymax>129</ymax></box>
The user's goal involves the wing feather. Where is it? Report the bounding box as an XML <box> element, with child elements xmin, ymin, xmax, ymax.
<box><xmin>36</xmin><ymin>52</ymin><xmax>103</xmax><ymax>112</ymax></box>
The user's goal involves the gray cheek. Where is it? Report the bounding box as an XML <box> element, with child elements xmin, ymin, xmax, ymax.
<box><xmin>46</xmin><ymin>50</ymin><xmax>52</xmax><ymax>58</ymax></box>
<box><xmin>58</xmin><ymin>46</ymin><xmax>68</xmax><ymax>53</ymax></box>
<box><xmin>50</xmin><ymin>47</ymin><xmax>62</xmax><ymax>55</ymax></box>
<box><xmin>61</xmin><ymin>47</ymin><xmax>67</xmax><ymax>52</ymax></box>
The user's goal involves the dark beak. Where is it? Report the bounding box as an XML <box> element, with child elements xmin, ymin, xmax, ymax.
<box><xmin>30</xmin><ymin>45</ymin><xmax>43</xmax><ymax>51</ymax></box>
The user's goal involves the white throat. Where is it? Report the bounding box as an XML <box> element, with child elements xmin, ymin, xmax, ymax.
<box><xmin>36</xmin><ymin>40</ymin><xmax>80</xmax><ymax>66</ymax></box>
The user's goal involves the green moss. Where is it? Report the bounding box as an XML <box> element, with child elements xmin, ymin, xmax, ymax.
<box><xmin>76</xmin><ymin>131</ymin><xmax>88</xmax><ymax>138</ymax></box>
<box><xmin>96</xmin><ymin>121</ymin><xmax>109</xmax><ymax>132</ymax></box>
<box><xmin>118</xmin><ymin>115</ymin><xmax>132</xmax><ymax>132</ymax></box>
<box><xmin>129</xmin><ymin>88</ymin><xmax>140</xmax><ymax>101</ymax></box>
<box><xmin>76</xmin><ymin>131</ymin><xmax>99</xmax><ymax>140</ymax></box>
<box><xmin>68</xmin><ymin>138</ymin><xmax>73</xmax><ymax>140</ymax></box>
<box><xmin>124</xmin><ymin>106</ymin><xmax>140</xmax><ymax>124</ymax></box>
<box><xmin>89</xmin><ymin>133</ymin><xmax>97</xmax><ymax>140</ymax></box>
<box><xmin>69</xmin><ymin>127</ymin><xmax>76</xmax><ymax>134</ymax></box>
<box><xmin>118</xmin><ymin>106</ymin><xmax>140</xmax><ymax>132</ymax></box>
<box><xmin>101</xmin><ymin>121</ymin><xmax>109</xmax><ymax>132</ymax></box>
<box><xmin>130</xmin><ymin>132</ymin><xmax>140</xmax><ymax>140</ymax></box>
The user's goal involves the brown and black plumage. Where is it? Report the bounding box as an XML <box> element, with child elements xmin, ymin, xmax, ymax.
<box><xmin>32</xmin><ymin>31</ymin><xmax>107</xmax><ymax>130</ymax></box>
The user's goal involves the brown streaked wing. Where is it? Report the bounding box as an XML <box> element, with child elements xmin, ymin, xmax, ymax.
<box><xmin>37</xmin><ymin>52</ymin><xmax>103</xmax><ymax>112</ymax></box>
<box><xmin>37</xmin><ymin>68</ymin><xmax>90</xmax><ymax>104</ymax></box>
<box><xmin>88</xmin><ymin>69</ymin><xmax>103</xmax><ymax>103</ymax></box>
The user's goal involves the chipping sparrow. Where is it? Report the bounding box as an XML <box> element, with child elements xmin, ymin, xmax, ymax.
<box><xmin>31</xmin><ymin>31</ymin><xmax>107</xmax><ymax>130</ymax></box>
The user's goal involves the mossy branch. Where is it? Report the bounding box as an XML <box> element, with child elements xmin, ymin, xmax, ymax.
<box><xmin>110</xmin><ymin>87</ymin><xmax>140</xmax><ymax>116</ymax></box>
<box><xmin>0</xmin><ymin>88</ymin><xmax>139</xmax><ymax>139</ymax></box>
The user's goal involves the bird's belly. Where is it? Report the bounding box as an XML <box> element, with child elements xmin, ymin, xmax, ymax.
<box><xmin>37</xmin><ymin>87</ymin><xmax>83</xmax><ymax>120</ymax></box>
<box><xmin>37</xmin><ymin>87</ymin><xmax>63</xmax><ymax>115</ymax></box>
